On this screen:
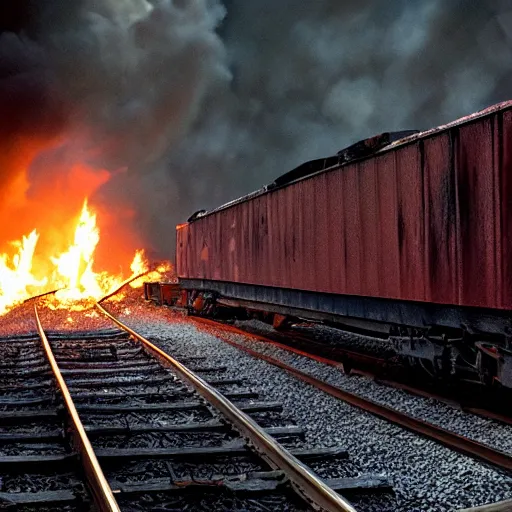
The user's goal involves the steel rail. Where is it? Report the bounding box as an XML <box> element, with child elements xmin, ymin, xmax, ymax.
<box><xmin>34</xmin><ymin>306</ymin><xmax>120</xmax><ymax>512</ymax></box>
<box><xmin>192</xmin><ymin>317</ymin><xmax>346</xmax><ymax>369</ymax></box>
<box><xmin>193</xmin><ymin>317</ymin><xmax>512</xmax><ymax>427</ymax></box>
<box><xmin>95</xmin><ymin>303</ymin><xmax>357</xmax><ymax>512</ymax></box>
<box><xmin>458</xmin><ymin>499</ymin><xmax>512</xmax><ymax>511</ymax></box>
<box><xmin>191</xmin><ymin>317</ymin><xmax>512</xmax><ymax>474</ymax></box>
<box><xmin>23</xmin><ymin>288</ymin><xmax>62</xmax><ymax>304</ymax></box>
<box><xmin>98</xmin><ymin>271</ymin><xmax>149</xmax><ymax>304</ymax></box>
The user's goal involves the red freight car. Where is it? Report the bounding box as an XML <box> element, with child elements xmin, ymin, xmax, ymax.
<box><xmin>176</xmin><ymin>102</ymin><xmax>512</xmax><ymax>388</ymax></box>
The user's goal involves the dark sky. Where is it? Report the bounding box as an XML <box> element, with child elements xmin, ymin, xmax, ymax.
<box><xmin>0</xmin><ymin>2</ymin><xmax>33</xmax><ymax>32</ymax></box>
<box><xmin>1</xmin><ymin>1</ymin><xmax>512</xmax><ymax>257</ymax></box>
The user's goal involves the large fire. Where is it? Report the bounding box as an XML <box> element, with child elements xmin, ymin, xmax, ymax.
<box><xmin>0</xmin><ymin>199</ymin><xmax>155</xmax><ymax>315</ymax></box>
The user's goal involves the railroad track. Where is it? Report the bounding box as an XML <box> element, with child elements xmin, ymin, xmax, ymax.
<box><xmin>4</xmin><ymin>300</ymin><xmax>511</xmax><ymax>511</ymax></box>
<box><xmin>190</xmin><ymin>317</ymin><xmax>512</xmax><ymax>477</ymax></box>
<box><xmin>0</xmin><ymin>303</ymin><xmax>398</xmax><ymax>511</ymax></box>
<box><xmin>274</xmin><ymin>326</ymin><xmax>512</xmax><ymax>424</ymax></box>
<box><xmin>0</xmin><ymin>331</ymin><xmax>96</xmax><ymax>510</ymax></box>
<box><xmin>220</xmin><ymin>320</ymin><xmax>512</xmax><ymax>425</ymax></box>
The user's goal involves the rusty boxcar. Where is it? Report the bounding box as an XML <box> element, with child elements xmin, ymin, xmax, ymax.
<box><xmin>176</xmin><ymin>102</ymin><xmax>512</xmax><ymax>388</ymax></box>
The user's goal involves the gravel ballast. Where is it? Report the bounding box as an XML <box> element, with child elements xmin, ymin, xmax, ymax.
<box><xmin>225</xmin><ymin>324</ymin><xmax>512</xmax><ymax>456</ymax></box>
<box><xmin>107</xmin><ymin>306</ymin><xmax>512</xmax><ymax>512</ymax></box>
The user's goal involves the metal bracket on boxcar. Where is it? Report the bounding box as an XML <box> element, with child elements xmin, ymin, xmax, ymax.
<box><xmin>267</xmin><ymin>155</ymin><xmax>339</xmax><ymax>189</ymax></box>
<box><xmin>337</xmin><ymin>131</ymin><xmax>419</xmax><ymax>164</ymax></box>
<box><xmin>187</xmin><ymin>210</ymin><xmax>207</xmax><ymax>222</ymax></box>
<box><xmin>187</xmin><ymin>290</ymin><xmax>217</xmax><ymax>316</ymax></box>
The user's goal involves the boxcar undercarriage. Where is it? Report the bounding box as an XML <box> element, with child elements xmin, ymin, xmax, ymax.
<box><xmin>178</xmin><ymin>279</ymin><xmax>512</xmax><ymax>390</ymax></box>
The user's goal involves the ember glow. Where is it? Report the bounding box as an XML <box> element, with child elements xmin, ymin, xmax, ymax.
<box><xmin>0</xmin><ymin>199</ymin><xmax>153</xmax><ymax>314</ymax></box>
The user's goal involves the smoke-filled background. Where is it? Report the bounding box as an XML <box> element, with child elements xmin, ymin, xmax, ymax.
<box><xmin>1</xmin><ymin>0</ymin><xmax>512</xmax><ymax>261</ymax></box>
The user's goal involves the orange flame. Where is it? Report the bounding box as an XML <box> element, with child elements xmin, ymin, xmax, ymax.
<box><xmin>0</xmin><ymin>230</ymin><xmax>47</xmax><ymax>314</ymax></box>
<box><xmin>0</xmin><ymin>199</ymin><xmax>162</xmax><ymax>314</ymax></box>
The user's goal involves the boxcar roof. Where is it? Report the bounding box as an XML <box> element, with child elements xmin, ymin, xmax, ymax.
<box><xmin>181</xmin><ymin>100</ymin><xmax>512</xmax><ymax>224</ymax></box>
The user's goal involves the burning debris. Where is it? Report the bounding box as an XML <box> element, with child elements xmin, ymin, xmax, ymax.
<box><xmin>0</xmin><ymin>198</ymin><xmax>173</xmax><ymax>315</ymax></box>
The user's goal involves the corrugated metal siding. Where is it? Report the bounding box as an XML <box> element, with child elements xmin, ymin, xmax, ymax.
<box><xmin>423</xmin><ymin>133</ymin><xmax>458</xmax><ymax>305</ymax></box>
<box><xmin>326</xmin><ymin>167</ymin><xmax>345</xmax><ymax>293</ymax></box>
<box><xmin>377</xmin><ymin>152</ymin><xmax>400</xmax><ymax>298</ymax></box>
<box><xmin>342</xmin><ymin>165</ymin><xmax>362</xmax><ymax>296</ymax></box>
<box><xmin>177</xmin><ymin>106</ymin><xmax>512</xmax><ymax>311</ymax></box>
<box><xmin>397</xmin><ymin>143</ymin><xmax>426</xmax><ymax>302</ymax></box>
<box><xmin>456</xmin><ymin>119</ymin><xmax>497</xmax><ymax>307</ymax></box>
<box><xmin>501</xmin><ymin>111</ymin><xmax>512</xmax><ymax>310</ymax></box>
<box><xmin>359</xmin><ymin>158</ymin><xmax>380</xmax><ymax>297</ymax></box>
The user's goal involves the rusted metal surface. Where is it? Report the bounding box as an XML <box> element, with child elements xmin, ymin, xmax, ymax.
<box><xmin>501</xmin><ymin>111</ymin><xmax>512</xmax><ymax>311</ymax></box>
<box><xmin>34</xmin><ymin>306</ymin><xmax>120</xmax><ymax>512</ymax></box>
<box><xmin>423</xmin><ymin>133</ymin><xmax>458</xmax><ymax>304</ymax></box>
<box><xmin>176</xmin><ymin>101</ymin><xmax>512</xmax><ymax>318</ymax></box>
<box><xmin>456</xmin><ymin>118</ymin><xmax>497</xmax><ymax>307</ymax></box>
<box><xmin>192</xmin><ymin>317</ymin><xmax>512</xmax><ymax>474</ymax></box>
<box><xmin>96</xmin><ymin>303</ymin><xmax>358</xmax><ymax>512</ymax></box>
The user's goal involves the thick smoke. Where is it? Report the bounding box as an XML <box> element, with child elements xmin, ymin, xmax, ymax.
<box><xmin>1</xmin><ymin>1</ymin><xmax>512</xmax><ymax>259</ymax></box>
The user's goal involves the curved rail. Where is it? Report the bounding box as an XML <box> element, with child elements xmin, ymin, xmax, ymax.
<box><xmin>98</xmin><ymin>271</ymin><xmax>149</xmax><ymax>303</ymax></box>
<box><xmin>193</xmin><ymin>318</ymin><xmax>512</xmax><ymax>426</ymax></box>
<box><xmin>23</xmin><ymin>288</ymin><xmax>62</xmax><ymax>304</ymax></box>
<box><xmin>95</xmin><ymin>303</ymin><xmax>357</xmax><ymax>512</ymax></box>
<box><xmin>191</xmin><ymin>317</ymin><xmax>512</xmax><ymax>475</ymax></box>
<box><xmin>34</xmin><ymin>306</ymin><xmax>120</xmax><ymax>512</ymax></box>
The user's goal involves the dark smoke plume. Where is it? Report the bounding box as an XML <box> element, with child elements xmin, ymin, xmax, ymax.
<box><xmin>1</xmin><ymin>0</ymin><xmax>512</xmax><ymax>258</ymax></box>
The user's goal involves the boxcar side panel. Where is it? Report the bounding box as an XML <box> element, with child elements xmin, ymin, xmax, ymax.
<box><xmin>176</xmin><ymin>105</ymin><xmax>512</xmax><ymax>315</ymax></box>
<box><xmin>299</xmin><ymin>178</ymin><xmax>318</xmax><ymax>293</ymax></box>
<box><xmin>358</xmin><ymin>158</ymin><xmax>380</xmax><ymax>297</ymax></box>
<box><xmin>313</xmin><ymin>173</ymin><xmax>331</xmax><ymax>293</ymax></box>
<box><xmin>325</xmin><ymin>168</ymin><xmax>346</xmax><ymax>294</ymax></box>
<box><xmin>396</xmin><ymin>143</ymin><xmax>426</xmax><ymax>302</ymax></box>
<box><xmin>342</xmin><ymin>165</ymin><xmax>362</xmax><ymax>296</ymax></box>
<box><xmin>423</xmin><ymin>133</ymin><xmax>458</xmax><ymax>305</ymax></box>
<box><xmin>501</xmin><ymin>111</ymin><xmax>512</xmax><ymax>310</ymax></box>
<box><xmin>456</xmin><ymin>118</ymin><xmax>497</xmax><ymax>308</ymax></box>
<box><xmin>376</xmin><ymin>152</ymin><xmax>401</xmax><ymax>299</ymax></box>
